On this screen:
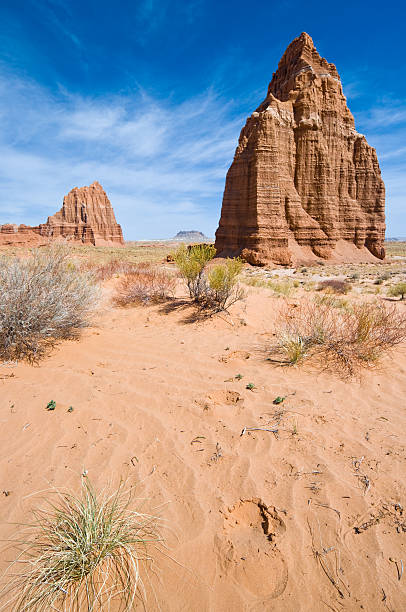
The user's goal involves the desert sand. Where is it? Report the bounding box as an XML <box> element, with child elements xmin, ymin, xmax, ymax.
<box><xmin>0</xmin><ymin>251</ymin><xmax>405</xmax><ymax>611</ymax></box>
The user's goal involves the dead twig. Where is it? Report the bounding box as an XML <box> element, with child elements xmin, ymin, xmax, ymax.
<box><xmin>240</xmin><ymin>425</ymin><xmax>278</xmax><ymax>436</ymax></box>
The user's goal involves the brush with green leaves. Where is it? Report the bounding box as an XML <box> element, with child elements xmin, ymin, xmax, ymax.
<box><xmin>0</xmin><ymin>478</ymin><xmax>162</xmax><ymax>611</ymax></box>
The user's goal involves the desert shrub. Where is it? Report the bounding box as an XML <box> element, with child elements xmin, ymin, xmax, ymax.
<box><xmin>114</xmin><ymin>263</ymin><xmax>176</xmax><ymax>306</ymax></box>
<box><xmin>317</xmin><ymin>279</ymin><xmax>351</xmax><ymax>294</ymax></box>
<box><xmin>388</xmin><ymin>282</ymin><xmax>406</xmax><ymax>300</ymax></box>
<box><xmin>348</xmin><ymin>272</ymin><xmax>360</xmax><ymax>280</ymax></box>
<box><xmin>173</xmin><ymin>243</ymin><xmax>215</xmax><ymax>301</ymax></box>
<box><xmin>88</xmin><ymin>259</ymin><xmax>140</xmax><ymax>281</ymax></box>
<box><xmin>0</xmin><ymin>246</ymin><xmax>98</xmax><ymax>361</ymax></box>
<box><xmin>275</xmin><ymin>299</ymin><xmax>406</xmax><ymax>375</ymax></box>
<box><xmin>268</xmin><ymin>280</ymin><xmax>295</xmax><ymax>296</ymax></box>
<box><xmin>313</xmin><ymin>294</ymin><xmax>349</xmax><ymax>310</ymax></box>
<box><xmin>0</xmin><ymin>479</ymin><xmax>161</xmax><ymax>611</ymax></box>
<box><xmin>206</xmin><ymin>258</ymin><xmax>245</xmax><ymax>311</ymax></box>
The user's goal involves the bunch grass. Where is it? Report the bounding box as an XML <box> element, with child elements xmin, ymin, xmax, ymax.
<box><xmin>0</xmin><ymin>479</ymin><xmax>162</xmax><ymax>611</ymax></box>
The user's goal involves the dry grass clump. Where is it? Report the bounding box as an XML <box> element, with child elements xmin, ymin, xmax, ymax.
<box><xmin>0</xmin><ymin>479</ymin><xmax>161</xmax><ymax>611</ymax></box>
<box><xmin>114</xmin><ymin>263</ymin><xmax>176</xmax><ymax>306</ymax></box>
<box><xmin>275</xmin><ymin>299</ymin><xmax>406</xmax><ymax>376</ymax></box>
<box><xmin>317</xmin><ymin>279</ymin><xmax>351</xmax><ymax>294</ymax></box>
<box><xmin>313</xmin><ymin>293</ymin><xmax>349</xmax><ymax>309</ymax></box>
<box><xmin>243</xmin><ymin>276</ymin><xmax>296</xmax><ymax>296</ymax></box>
<box><xmin>0</xmin><ymin>245</ymin><xmax>98</xmax><ymax>362</ymax></box>
<box><xmin>84</xmin><ymin>259</ymin><xmax>140</xmax><ymax>281</ymax></box>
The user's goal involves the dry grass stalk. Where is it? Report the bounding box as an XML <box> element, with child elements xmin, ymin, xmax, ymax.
<box><xmin>84</xmin><ymin>260</ymin><xmax>142</xmax><ymax>281</ymax></box>
<box><xmin>275</xmin><ymin>299</ymin><xmax>406</xmax><ymax>376</ymax></box>
<box><xmin>114</xmin><ymin>263</ymin><xmax>176</xmax><ymax>306</ymax></box>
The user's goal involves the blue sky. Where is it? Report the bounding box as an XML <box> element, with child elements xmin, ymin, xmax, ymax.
<box><xmin>0</xmin><ymin>0</ymin><xmax>405</xmax><ymax>239</ymax></box>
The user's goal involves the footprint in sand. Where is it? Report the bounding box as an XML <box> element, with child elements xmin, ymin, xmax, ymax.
<box><xmin>217</xmin><ymin>499</ymin><xmax>288</xmax><ymax>603</ymax></box>
<box><xmin>196</xmin><ymin>390</ymin><xmax>243</xmax><ymax>412</ymax></box>
<box><xmin>219</xmin><ymin>350</ymin><xmax>251</xmax><ymax>363</ymax></box>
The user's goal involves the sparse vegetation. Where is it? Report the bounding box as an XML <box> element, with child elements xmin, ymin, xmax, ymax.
<box><xmin>173</xmin><ymin>243</ymin><xmax>215</xmax><ymax>301</ymax></box>
<box><xmin>114</xmin><ymin>263</ymin><xmax>176</xmax><ymax>306</ymax></box>
<box><xmin>388</xmin><ymin>282</ymin><xmax>406</xmax><ymax>300</ymax></box>
<box><xmin>0</xmin><ymin>245</ymin><xmax>98</xmax><ymax>362</ymax></box>
<box><xmin>173</xmin><ymin>245</ymin><xmax>244</xmax><ymax>312</ymax></box>
<box><xmin>206</xmin><ymin>258</ymin><xmax>245</xmax><ymax>311</ymax></box>
<box><xmin>84</xmin><ymin>259</ymin><xmax>141</xmax><ymax>281</ymax></box>
<box><xmin>317</xmin><ymin>279</ymin><xmax>351</xmax><ymax>294</ymax></box>
<box><xmin>243</xmin><ymin>276</ymin><xmax>295</xmax><ymax>296</ymax></box>
<box><xmin>275</xmin><ymin>299</ymin><xmax>406</xmax><ymax>375</ymax></box>
<box><xmin>0</xmin><ymin>479</ymin><xmax>161</xmax><ymax>611</ymax></box>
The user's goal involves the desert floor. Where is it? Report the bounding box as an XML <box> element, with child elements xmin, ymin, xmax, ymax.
<box><xmin>0</xmin><ymin>243</ymin><xmax>405</xmax><ymax>611</ymax></box>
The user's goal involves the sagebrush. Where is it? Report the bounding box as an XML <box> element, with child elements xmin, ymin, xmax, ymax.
<box><xmin>276</xmin><ymin>299</ymin><xmax>406</xmax><ymax>375</ymax></box>
<box><xmin>0</xmin><ymin>246</ymin><xmax>98</xmax><ymax>361</ymax></box>
<box><xmin>0</xmin><ymin>479</ymin><xmax>162</xmax><ymax>611</ymax></box>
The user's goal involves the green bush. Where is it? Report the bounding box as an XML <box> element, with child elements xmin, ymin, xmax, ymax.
<box><xmin>388</xmin><ymin>282</ymin><xmax>406</xmax><ymax>300</ymax></box>
<box><xmin>173</xmin><ymin>244</ymin><xmax>215</xmax><ymax>301</ymax></box>
<box><xmin>207</xmin><ymin>258</ymin><xmax>245</xmax><ymax>311</ymax></box>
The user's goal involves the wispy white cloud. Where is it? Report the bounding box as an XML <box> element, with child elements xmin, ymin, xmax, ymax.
<box><xmin>357</xmin><ymin>97</ymin><xmax>406</xmax><ymax>236</ymax></box>
<box><xmin>0</xmin><ymin>70</ymin><xmax>242</xmax><ymax>238</ymax></box>
<box><xmin>30</xmin><ymin>0</ymin><xmax>82</xmax><ymax>50</ymax></box>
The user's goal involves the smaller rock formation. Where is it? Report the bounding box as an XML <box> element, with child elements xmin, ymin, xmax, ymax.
<box><xmin>0</xmin><ymin>182</ymin><xmax>124</xmax><ymax>247</ymax></box>
<box><xmin>0</xmin><ymin>224</ymin><xmax>45</xmax><ymax>247</ymax></box>
<box><xmin>38</xmin><ymin>182</ymin><xmax>124</xmax><ymax>246</ymax></box>
<box><xmin>173</xmin><ymin>231</ymin><xmax>209</xmax><ymax>242</ymax></box>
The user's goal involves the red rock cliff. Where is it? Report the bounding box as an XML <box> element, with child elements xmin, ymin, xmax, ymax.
<box><xmin>215</xmin><ymin>33</ymin><xmax>385</xmax><ymax>265</ymax></box>
<box><xmin>38</xmin><ymin>181</ymin><xmax>124</xmax><ymax>246</ymax></box>
<box><xmin>0</xmin><ymin>182</ymin><xmax>124</xmax><ymax>247</ymax></box>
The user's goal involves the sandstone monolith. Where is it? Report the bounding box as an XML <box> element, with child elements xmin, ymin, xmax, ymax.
<box><xmin>215</xmin><ymin>33</ymin><xmax>385</xmax><ymax>265</ymax></box>
<box><xmin>38</xmin><ymin>181</ymin><xmax>124</xmax><ymax>246</ymax></box>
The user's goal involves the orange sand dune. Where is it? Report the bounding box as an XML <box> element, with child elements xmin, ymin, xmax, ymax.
<box><xmin>0</xmin><ymin>287</ymin><xmax>405</xmax><ymax>610</ymax></box>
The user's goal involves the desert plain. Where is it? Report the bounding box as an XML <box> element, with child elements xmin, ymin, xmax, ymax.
<box><xmin>0</xmin><ymin>240</ymin><xmax>405</xmax><ymax>611</ymax></box>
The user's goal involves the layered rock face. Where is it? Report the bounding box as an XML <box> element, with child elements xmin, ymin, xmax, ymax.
<box><xmin>215</xmin><ymin>33</ymin><xmax>385</xmax><ymax>265</ymax></box>
<box><xmin>38</xmin><ymin>182</ymin><xmax>124</xmax><ymax>246</ymax></box>
<box><xmin>0</xmin><ymin>224</ymin><xmax>45</xmax><ymax>247</ymax></box>
<box><xmin>0</xmin><ymin>182</ymin><xmax>124</xmax><ymax>247</ymax></box>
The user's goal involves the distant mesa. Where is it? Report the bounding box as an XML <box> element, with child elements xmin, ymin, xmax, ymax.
<box><xmin>0</xmin><ymin>182</ymin><xmax>124</xmax><ymax>247</ymax></box>
<box><xmin>215</xmin><ymin>32</ymin><xmax>386</xmax><ymax>265</ymax></box>
<box><xmin>173</xmin><ymin>230</ymin><xmax>209</xmax><ymax>242</ymax></box>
